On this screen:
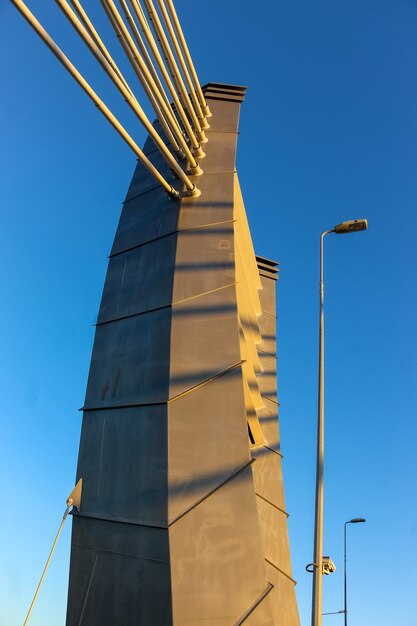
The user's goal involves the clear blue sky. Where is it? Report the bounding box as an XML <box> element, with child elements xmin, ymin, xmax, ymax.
<box><xmin>1</xmin><ymin>1</ymin><xmax>416</xmax><ymax>624</ymax></box>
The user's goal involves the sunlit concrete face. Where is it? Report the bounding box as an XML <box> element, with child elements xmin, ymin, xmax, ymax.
<box><xmin>66</xmin><ymin>84</ymin><xmax>300</xmax><ymax>625</ymax></box>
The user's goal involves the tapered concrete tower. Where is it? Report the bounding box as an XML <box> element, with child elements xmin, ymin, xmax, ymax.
<box><xmin>66</xmin><ymin>83</ymin><xmax>300</xmax><ymax>625</ymax></box>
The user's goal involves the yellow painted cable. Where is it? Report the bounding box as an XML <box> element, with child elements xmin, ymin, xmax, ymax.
<box><xmin>11</xmin><ymin>0</ymin><xmax>201</xmax><ymax>196</ymax></box>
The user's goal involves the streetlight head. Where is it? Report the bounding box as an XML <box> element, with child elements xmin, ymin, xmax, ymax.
<box><xmin>334</xmin><ymin>219</ymin><xmax>368</xmax><ymax>234</ymax></box>
<box><xmin>350</xmin><ymin>518</ymin><xmax>366</xmax><ymax>523</ymax></box>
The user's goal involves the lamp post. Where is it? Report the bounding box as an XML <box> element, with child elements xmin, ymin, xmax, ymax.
<box><xmin>311</xmin><ymin>219</ymin><xmax>368</xmax><ymax>626</ymax></box>
<box><xmin>344</xmin><ymin>518</ymin><xmax>366</xmax><ymax>626</ymax></box>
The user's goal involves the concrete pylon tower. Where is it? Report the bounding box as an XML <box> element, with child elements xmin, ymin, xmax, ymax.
<box><xmin>66</xmin><ymin>83</ymin><xmax>300</xmax><ymax>625</ymax></box>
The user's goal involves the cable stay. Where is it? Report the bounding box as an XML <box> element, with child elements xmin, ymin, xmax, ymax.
<box><xmin>127</xmin><ymin>0</ymin><xmax>205</xmax><ymax>158</ymax></box>
<box><xmin>11</xmin><ymin>0</ymin><xmax>212</xmax><ymax>198</ymax></box>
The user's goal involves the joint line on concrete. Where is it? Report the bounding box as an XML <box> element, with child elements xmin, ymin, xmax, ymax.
<box><xmin>257</xmin><ymin>347</ymin><xmax>277</xmax><ymax>359</ymax></box>
<box><xmin>255</xmin><ymin>492</ymin><xmax>289</xmax><ymax>517</ymax></box>
<box><xmin>167</xmin><ymin>458</ymin><xmax>254</xmax><ymax>527</ymax></box>
<box><xmin>233</xmin><ymin>583</ymin><xmax>274</xmax><ymax>625</ymax></box>
<box><xmin>264</xmin><ymin>558</ymin><xmax>297</xmax><ymax>585</ymax></box>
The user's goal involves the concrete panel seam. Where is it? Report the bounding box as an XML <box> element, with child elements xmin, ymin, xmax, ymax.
<box><xmin>95</xmin><ymin>281</ymin><xmax>239</xmax><ymax>327</ymax></box>
<box><xmin>171</xmin><ymin>281</ymin><xmax>238</xmax><ymax>307</ymax></box>
<box><xmin>71</xmin><ymin>511</ymin><xmax>168</xmax><ymax>529</ymax></box>
<box><xmin>255</xmin><ymin>492</ymin><xmax>289</xmax><ymax>517</ymax></box>
<box><xmin>167</xmin><ymin>360</ymin><xmax>244</xmax><ymax>403</ymax></box>
<box><xmin>264</xmin><ymin>558</ymin><xmax>297</xmax><ymax>585</ymax></box>
<box><xmin>263</xmin><ymin>444</ymin><xmax>283</xmax><ymax>459</ymax></box>
<box><xmin>261</xmin><ymin>394</ymin><xmax>280</xmax><ymax>407</ymax></box>
<box><xmin>233</xmin><ymin>583</ymin><xmax>274</xmax><ymax>625</ymax></box>
<box><xmin>109</xmin><ymin>219</ymin><xmax>237</xmax><ymax>259</ymax></box>
<box><xmin>81</xmin><ymin>362</ymin><xmax>244</xmax><ymax>411</ymax></box>
<box><xmin>167</xmin><ymin>459</ymin><xmax>254</xmax><ymax>527</ymax></box>
<box><xmin>176</xmin><ymin>219</ymin><xmax>236</xmax><ymax>232</ymax></box>
<box><xmin>95</xmin><ymin>302</ymin><xmax>171</xmax><ymax>327</ymax></box>
<box><xmin>108</xmin><ymin>229</ymin><xmax>177</xmax><ymax>259</ymax></box>
<box><xmin>123</xmin><ymin>182</ymin><xmax>166</xmax><ymax>205</ymax></box>
<box><xmin>80</xmin><ymin>400</ymin><xmax>167</xmax><ymax>412</ymax></box>
<box><xmin>71</xmin><ymin>542</ymin><xmax>169</xmax><ymax>564</ymax></box>
<box><xmin>251</xmin><ymin>443</ymin><xmax>283</xmax><ymax>459</ymax></box>
<box><xmin>260</xmin><ymin>311</ymin><xmax>278</xmax><ymax>320</ymax></box>
<box><xmin>257</xmin><ymin>348</ymin><xmax>277</xmax><ymax>359</ymax></box>
<box><xmin>77</xmin><ymin>555</ymin><xmax>97</xmax><ymax>626</ymax></box>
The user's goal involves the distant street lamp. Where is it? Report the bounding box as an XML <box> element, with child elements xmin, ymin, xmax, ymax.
<box><xmin>311</xmin><ymin>219</ymin><xmax>368</xmax><ymax>626</ymax></box>
<box><xmin>344</xmin><ymin>518</ymin><xmax>366</xmax><ymax>626</ymax></box>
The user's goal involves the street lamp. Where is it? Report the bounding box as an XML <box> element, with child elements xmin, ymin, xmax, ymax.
<box><xmin>311</xmin><ymin>219</ymin><xmax>368</xmax><ymax>626</ymax></box>
<box><xmin>344</xmin><ymin>518</ymin><xmax>366</xmax><ymax>626</ymax></box>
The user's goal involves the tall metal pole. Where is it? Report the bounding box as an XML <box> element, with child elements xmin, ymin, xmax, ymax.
<box><xmin>311</xmin><ymin>229</ymin><xmax>333</xmax><ymax>626</ymax></box>
<box><xmin>344</xmin><ymin>522</ymin><xmax>348</xmax><ymax>626</ymax></box>
<box><xmin>343</xmin><ymin>518</ymin><xmax>365</xmax><ymax>626</ymax></box>
<box><xmin>310</xmin><ymin>220</ymin><xmax>368</xmax><ymax>626</ymax></box>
